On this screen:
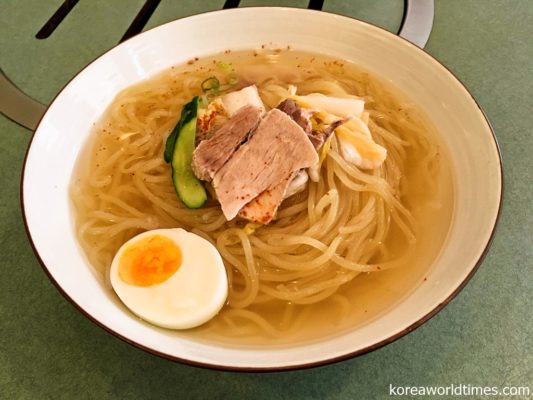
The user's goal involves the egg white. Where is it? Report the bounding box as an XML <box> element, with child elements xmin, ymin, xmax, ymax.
<box><xmin>110</xmin><ymin>228</ymin><xmax>228</xmax><ymax>329</ymax></box>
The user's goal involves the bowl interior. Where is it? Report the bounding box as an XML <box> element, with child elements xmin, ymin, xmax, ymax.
<box><xmin>22</xmin><ymin>7</ymin><xmax>501</xmax><ymax>370</ymax></box>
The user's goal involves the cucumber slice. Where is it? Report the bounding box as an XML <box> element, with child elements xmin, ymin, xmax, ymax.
<box><xmin>164</xmin><ymin>97</ymin><xmax>198</xmax><ymax>163</ymax></box>
<box><xmin>165</xmin><ymin>96</ymin><xmax>207</xmax><ymax>208</ymax></box>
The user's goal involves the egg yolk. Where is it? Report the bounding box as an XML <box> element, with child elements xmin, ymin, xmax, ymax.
<box><xmin>119</xmin><ymin>235</ymin><xmax>182</xmax><ymax>286</ymax></box>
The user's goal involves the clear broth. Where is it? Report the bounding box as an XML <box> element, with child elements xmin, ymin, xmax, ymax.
<box><xmin>72</xmin><ymin>49</ymin><xmax>454</xmax><ymax>345</ymax></box>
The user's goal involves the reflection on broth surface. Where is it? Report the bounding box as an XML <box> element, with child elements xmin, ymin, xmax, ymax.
<box><xmin>71</xmin><ymin>49</ymin><xmax>453</xmax><ymax>344</ymax></box>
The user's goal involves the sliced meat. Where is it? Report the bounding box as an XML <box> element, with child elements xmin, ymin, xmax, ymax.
<box><xmin>307</xmin><ymin>119</ymin><xmax>346</xmax><ymax>149</ymax></box>
<box><xmin>213</xmin><ymin>109</ymin><xmax>319</xmax><ymax>220</ymax></box>
<box><xmin>276</xmin><ymin>98</ymin><xmax>345</xmax><ymax>149</ymax></box>
<box><xmin>306</xmin><ymin>135</ymin><xmax>323</xmax><ymax>149</ymax></box>
<box><xmin>239</xmin><ymin>169</ymin><xmax>309</xmax><ymax>224</ymax></box>
<box><xmin>192</xmin><ymin>105</ymin><xmax>262</xmax><ymax>181</ymax></box>
<box><xmin>277</xmin><ymin>99</ymin><xmax>313</xmax><ymax>135</ymax></box>
<box><xmin>239</xmin><ymin>172</ymin><xmax>296</xmax><ymax>224</ymax></box>
<box><xmin>196</xmin><ymin>85</ymin><xmax>265</xmax><ymax>142</ymax></box>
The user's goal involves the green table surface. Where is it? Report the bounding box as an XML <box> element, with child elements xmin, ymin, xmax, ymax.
<box><xmin>1</xmin><ymin>1</ymin><xmax>532</xmax><ymax>399</ymax></box>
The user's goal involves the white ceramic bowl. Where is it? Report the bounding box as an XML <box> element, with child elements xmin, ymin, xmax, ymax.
<box><xmin>22</xmin><ymin>8</ymin><xmax>502</xmax><ymax>370</ymax></box>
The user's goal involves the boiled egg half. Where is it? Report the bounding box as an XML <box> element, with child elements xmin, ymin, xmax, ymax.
<box><xmin>110</xmin><ymin>228</ymin><xmax>228</xmax><ymax>329</ymax></box>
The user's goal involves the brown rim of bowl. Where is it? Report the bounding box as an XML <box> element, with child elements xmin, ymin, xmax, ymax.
<box><xmin>19</xmin><ymin>7</ymin><xmax>504</xmax><ymax>372</ymax></box>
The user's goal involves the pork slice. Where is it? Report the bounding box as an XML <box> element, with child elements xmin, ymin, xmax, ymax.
<box><xmin>192</xmin><ymin>105</ymin><xmax>261</xmax><ymax>181</ymax></box>
<box><xmin>277</xmin><ymin>99</ymin><xmax>313</xmax><ymax>135</ymax></box>
<box><xmin>213</xmin><ymin>109</ymin><xmax>319</xmax><ymax>220</ymax></box>
<box><xmin>277</xmin><ymin>98</ymin><xmax>346</xmax><ymax>149</ymax></box>
<box><xmin>239</xmin><ymin>170</ymin><xmax>308</xmax><ymax>224</ymax></box>
<box><xmin>308</xmin><ymin>119</ymin><xmax>346</xmax><ymax>149</ymax></box>
<box><xmin>238</xmin><ymin>172</ymin><xmax>296</xmax><ymax>224</ymax></box>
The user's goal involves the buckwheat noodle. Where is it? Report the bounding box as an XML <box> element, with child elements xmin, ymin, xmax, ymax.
<box><xmin>71</xmin><ymin>52</ymin><xmax>440</xmax><ymax>340</ymax></box>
